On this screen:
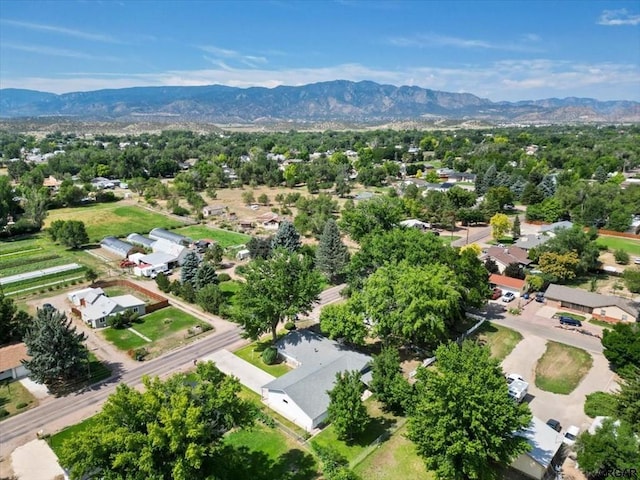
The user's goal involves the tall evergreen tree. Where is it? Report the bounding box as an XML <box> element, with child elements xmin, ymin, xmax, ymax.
<box><xmin>246</xmin><ymin>236</ymin><xmax>272</xmax><ymax>259</ymax></box>
<box><xmin>270</xmin><ymin>220</ymin><xmax>301</xmax><ymax>252</ymax></box>
<box><xmin>22</xmin><ymin>307</ymin><xmax>89</xmax><ymax>392</ymax></box>
<box><xmin>512</xmin><ymin>215</ymin><xmax>521</xmax><ymax>239</ymax></box>
<box><xmin>180</xmin><ymin>251</ymin><xmax>200</xmax><ymax>285</ymax></box>
<box><xmin>327</xmin><ymin>370</ymin><xmax>370</xmax><ymax>442</ymax></box>
<box><xmin>194</xmin><ymin>262</ymin><xmax>218</xmax><ymax>290</ymax></box>
<box><xmin>316</xmin><ymin>219</ymin><xmax>350</xmax><ymax>283</ymax></box>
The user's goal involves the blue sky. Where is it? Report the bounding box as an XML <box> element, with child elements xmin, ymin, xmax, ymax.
<box><xmin>1</xmin><ymin>0</ymin><xmax>639</xmax><ymax>101</ymax></box>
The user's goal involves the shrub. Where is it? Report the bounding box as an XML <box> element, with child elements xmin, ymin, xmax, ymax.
<box><xmin>217</xmin><ymin>273</ymin><xmax>231</xmax><ymax>282</ymax></box>
<box><xmin>134</xmin><ymin>347</ymin><xmax>148</xmax><ymax>361</ymax></box>
<box><xmin>172</xmin><ymin>206</ymin><xmax>190</xmax><ymax>216</ymax></box>
<box><xmin>0</xmin><ymin>408</ymin><xmax>9</xmax><ymax>418</ymax></box>
<box><xmin>284</xmin><ymin>321</ymin><xmax>297</xmax><ymax>331</ymax></box>
<box><xmin>584</xmin><ymin>391</ymin><xmax>618</xmax><ymax>418</ymax></box>
<box><xmin>15</xmin><ymin>402</ymin><xmax>28</xmax><ymax>409</ymax></box>
<box><xmin>199</xmin><ymin>323</ymin><xmax>213</xmax><ymax>332</ymax></box>
<box><xmin>261</xmin><ymin>346</ymin><xmax>278</xmax><ymax>365</ymax></box>
<box><xmin>614</xmin><ymin>249</ymin><xmax>630</xmax><ymax>265</ymax></box>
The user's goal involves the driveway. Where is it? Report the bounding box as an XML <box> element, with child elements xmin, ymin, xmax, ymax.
<box><xmin>201</xmin><ymin>349</ymin><xmax>274</xmax><ymax>394</ymax></box>
<box><xmin>11</xmin><ymin>439</ymin><xmax>65</xmax><ymax>480</ymax></box>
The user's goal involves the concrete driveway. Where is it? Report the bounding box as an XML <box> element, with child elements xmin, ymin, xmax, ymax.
<box><xmin>201</xmin><ymin>349</ymin><xmax>274</xmax><ymax>394</ymax></box>
<box><xmin>11</xmin><ymin>439</ymin><xmax>65</xmax><ymax>480</ymax></box>
<box><xmin>500</xmin><ymin>333</ymin><xmax>617</xmax><ymax>438</ymax></box>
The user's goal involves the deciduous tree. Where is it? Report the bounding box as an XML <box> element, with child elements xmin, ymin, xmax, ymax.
<box><xmin>319</xmin><ymin>303</ymin><xmax>367</xmax><ymax>346</ymax></box>
<box><xmin>407</xmin><ymin>341</ymin><xmax>531</xmax><ymax>480</ymax></box>
<box><xmin>370</xmin><ymin>347</ymin><xmax>414</xmax><ymax>414</ymax></box>
<box><xmin>0</xmin><ymin>293</ymin><xmax>30</xmax><ymax>345</ymax></box>
<box><xmin>327</xmin><ymin>370</ymin><xmax>369</xmax><ymax>442</ymax></box>
<box><xmin>246</xmin><ymin>236</ymin><xmax>272</xmax><ymax>259</ymax></box>
<box><xmin>489</xmin><ymin>213</ymin><xmax>510</xmax><ymax>241</ymax></box>
<box><xmin>602</xmin><ymin>323</ymin><xmax>640</xmax><ymax>379</ymax></box>
<box><xmin>339</xmin><ymin>196</ymin><xmax>404</xmax><ymax>241</ymax></box>
<box><xmin>538</xmin><ymin>251</ymin><xmax>580</xmax><ymax>283</ymax></box>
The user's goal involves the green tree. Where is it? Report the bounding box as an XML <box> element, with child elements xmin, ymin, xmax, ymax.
<box><xmin>270</xmin><ymin>220</ymin><xmax>301</xmax><ymax>253</ymax></box>
<box><xmin>180</xmin><ymin>251</ymin><xmax>200</xmax><ymax>286</ymax></box>
<box><xmin>0</xmin><ymin>293</ymin><xmax>30</xmax><ymax>345</ymax></box>
<box><xmin>0</xmin><ymin>175</ymin><xmax>19</xmax><ymax>222</ymax></box>
<box><xmin>246</xmin><ymin>236</ymin><xmax>272</xmax><ymax>259</ymax></box>
<box><xmin>503</xmin><ymin>262</ymin><xmax>525</xmax><ymax>280</ymax></box>
<box><xmin>22</xmin><ymin>186</ymin><xmax>48</xmax><ymax>229</ymax></box>
<box><xmin>489</xmin><ymin>213</ymin><xmax>510</xmax><ymax>241</ymax></box>
<box><xmin>22</xmin><ymin>307</ymin><xmax>89</xmax><ymax>392</ymax></box>
<box><xmin>538</xmin><ymin>251</ymin><xmax>580</xmax><ymax>283</ymax></box>
<box><xmin>257</xmin><ymin>193</ymin><xmax>269</xmax><ymax>205</ymax></box>
<box><xmin>575</xmin><ymin>418</ymin><xmax>640</xmax><ymax>478</ymax></box>
<box><xmin>241</xmin><ymin>190</ymin><xmax>255</xmax><ymax>205</ymax></box>
<box><xmin>339</xmin><ymin>196</ymin><xmax>404</xmax><ymax>241</ymax></box>
<box><xmin>407</xmin><ymin>341</ymin><xmax>531</xmax><ymax>480</ymax></box>
<box><xmin>511</xmin><ymin>216</ymin><xmax>521</xmax><ymax>239</ymax></box>
<box><xmin>327</xmin><ymin>370</ymin><xmax>369</xmax><ymax>442</ymax></box>
<box><xmin>616</xmin><ymin>369</ymin><xmax>640</xmax><ymax>433</ymax></box>
<box><xmin>540</xmin><ymin>225</ymin><xmax>600</xmax><ymax>275</ymax></box>
<box><xmin>196</xmin><ymin>283</ymin><xmax>224</xmax><ymax>314</ymax></box>
<box><xmin>194</xmin><ymin>262</ymin><xmax>218</xmax><ymax>290</ymax></box>
<box><xmin>316</xmin><ymin>219</ymin><xmax>350</xmax><ymax>283</ymax></box>
<box><xmin>203</xmin><ymin>242</ymin><xmax>224</xmax><ymax>266</ymax></box>
<box><xmin>235</xmin><ymin>249</ymin><xmax>323</xmax><ymax>341</ymax></box>
<box><xmin>370</xmin><ymin>347</ymin><xmax>414</xmax><ymax>414</ymax></box>
<box><xmin>85</xmin><ymin>268</ymin><xmax>98</xmax><ymax>283</ymax></box>
<box><xmin>155</xmin><ymin>272</ymin><xmax>171</xmax><ymax>293</ymax></box>
<box><xmin>622</xmin><ymin>267</ymin><xmax>640</xmax><ymax>293</ymax></box>
<box><xmin>313</xmin><ymin>444</ymin><xmax>361</xmax><ymax>480</ymax></box>
<box><xmin>58</xmin><ymin>362</ymin><xmax>256</xmax><ymax>480</ymax></box>
<box><xmin>483</xmin><ymin>187</ymin><xmax>514</xmax><ymax>215</ymax></box>
<box><xmin>56</xmin><ymin>220</ymin><xmax>89</xmax><ymax>249</ymax></box>
<box><xmin>319</xmin><ymin>303</ymin><xmax>367</xmax><ymax>346</ymax></box>
<box><xmin>614</xmin><ymin>249</ymin><xmax>630</xmax><ymax>265</ymax></box>
<box><xmin>602</xmin><ymin>323</ymin><xmax>640</xmax><ymax>379</ymax></box>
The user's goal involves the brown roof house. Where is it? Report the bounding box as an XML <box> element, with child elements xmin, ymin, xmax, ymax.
<box><xmin>544</xmin><ymin>284</ymin><xmax>639</xmax><ymax>324</ymax></box>
<box><xmin>484</xmin><ymin>246</ymin><xmax>532</xmax><ymax>273</ymax></box>
<box><xmin>257</xmin><ymin>212</ymin><xmax>281</xmax><ymax>230</ymax></box>
<box><xmin>0</xmin><ymin>343</ymin><xmax>30</xmax><ymax>381</ymax></box>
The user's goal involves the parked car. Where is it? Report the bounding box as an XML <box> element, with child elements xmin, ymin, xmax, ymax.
<box><xmin>506</xmin><ymin>373</ymin><xmax>525</xmax><ymax>384</ymax></box>
<box><xmin>491</xmin><ymin>288</ymin><xmax>503</xmax><ymax>300</ymax></box>
<box><xmin>559</xmin><ymin>316</ymin><xmax>582</xmax><ymax>327</ymax></box>
<box><xmin>535</xmin><ymin>292</ymin><xmax>545</xmax><ymax>303</ymax></box>
<box><xmin>42</xmin><ymin>303</ymin><xmax>55</xmax><ymax>311</ymax></box>
<box><xmin>501</xmin><ymin>292</ymin><xmax>516</xmax><ymax>303</ymax></box>
<box><xmin>563</xmin><ymin>425</ymin><xmax>580</xmax><ymax>445</ymax></box>
<box><xmin>634</xmin><ymin>257</ymin><xmax>640</xmax><ymax>265</ymax></box>
<box><xmin>546</xmin><ymin>419</ymin><xmax>562</xmax><ymax>432</ymax></box>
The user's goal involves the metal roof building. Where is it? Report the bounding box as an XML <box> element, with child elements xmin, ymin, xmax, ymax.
<box><xmin>100</xmin><ymin>237</ymin><xmax>135</xmax><ymax>258</ymax></box>
<box><xmin>126</xmin><ymin>233</ymin><xmax>155</xmax><ymax>249</ymax></box>
<box><xmin>148</xmin><ymin>228</ymin><xmax>192</xmax><ymax>246</ymax></box>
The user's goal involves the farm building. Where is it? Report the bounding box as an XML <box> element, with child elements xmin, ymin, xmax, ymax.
<box><xmin>100</xmin><ymin>237</ymin><xmax>136</xmax><ymax>258</ymax></box>
<box><xmin>544</xmin><ymin>284</ymin><xmax>639</xmax><ymax>323</ymax></box>
<box><xmin>0</xmin><ymin>343</ymin><xmax>30</xmax><ymax>381</ymax></box>
<box><xmin>236</xmin><ymin>249</ymin><xmax>250</xmax><ymax>260</ymax></box>
<box><xmin>126</xmin><ymin>233</ymin><xmax>155</xmax><ymax>249</ymax></box>
<box><xmin>261</xmin><ymin>330</ymin><xmax>371</xmax><ymax>431</ymax></box>
<box><xmin>129</xmin><ymin>252</ymin><xmax>175</xmax><ymax>277</ymax></box>
<box><xmin>151</xmin><ymin>238</ymin><xmax>189</xmax><ymax>265</ymax></box>
<box><xmin>202</xmin><ymin>205</ymin><xmax>226</xmax><ymax>217</ymax></box>
<box><xmin>148</xmin><ymin>228</ymin><xmax>192</xmax><ymax>246</ymax></box>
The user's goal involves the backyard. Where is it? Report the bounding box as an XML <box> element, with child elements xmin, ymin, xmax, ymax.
<box><xmin>44</xmin><ymin>202</ymin><xmax>184</xmax><ymax>242</ymax></box>
<box><xmin>173</xmin><ymin>225</ymin><xmax>250</xmax><ymax>248</ymax></box>
<box><xmin>596</xmin><ymin>235</ymin><xmax>640</xmax><ymax>256</ymax></box>
<box><xmin>0</xmin><ymin>380</ymin><xmax>38</xmax><ymax>420</ymax></box>
<box><xmin>473</xmin><ymin>322</ymin><xmax>523</xmax><ymax>361</ymax></box>
<box><xmin>535</xmin><ymin>341</ymin><xmax>593</xmax><ymax>394</ymax></box>
<box><xmin>234</xmin><ymin>340</ymin><xmax>291</xmax><ymax>377</ymax></box>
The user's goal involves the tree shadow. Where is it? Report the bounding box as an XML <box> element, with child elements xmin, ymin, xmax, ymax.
<box><xmin>215</xmin><ymin>445</ymin><xmax>318</xmax><ymax>480</ymax></box>
<box><xmin>345</xmin><ymin>414</ymin><xmax>397</xmax><ymax>447</ymax></box>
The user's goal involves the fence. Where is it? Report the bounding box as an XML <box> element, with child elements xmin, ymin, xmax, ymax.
<box><xmin>91</xmin><ymin>279</ymin><xmax>169</xmax><ymax>312</ymax></box>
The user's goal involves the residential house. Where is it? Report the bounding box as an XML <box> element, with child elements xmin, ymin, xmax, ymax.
<box><xmin>67</xmin><ymin>287</ymin><xmax>105</xmax><ymax>306</ymax></box>
<box><xmin>544</xmin><ymin>284</ymin><xmax>640</xmax><ymax>323</ymax></box>
<box><xmin>256</xmin><ymin>212</ymin><xmax>281</xmax><ymax>230</ymax></box>
<box><xmin>261</xmin><ymin>330</ymin><xmax>371</xmax><ymax>431</ymax></box>
<box><xmin>514</xmin><ymin>234</ymin><xmax>550</xmax><ymax>251</ymax></box>
<box><xmin>484</xmin><ymin>246</ymin><xmax>532</xmax><ymax>273</ymax></box>
<box><xmin>511</xmin><ymin>417</ymin><xmax>564</xmax><ymax>480</ymax></box>
<box><xmin>202</xmin><ymin>205</ymin><xmax>226</xmax><ymax>218</ymax></box>
<box><xmin>489</xmin><ymin>274</ymin><xmax>526</xmax><ymax>298</ymax></box>
<box><xmin>91</xmin><ymin>177</ymin><xmax>115</xmax><ymax>189</ymax></box>
<box><xmin>69</xmin><ymin>288</ymin><xmax>146</xmax><ymax>328</ymax></box>
<box><xmin>100</xmin><ymin>237</ymin><xmax>136</xmax><ymax>259</ymax></box>
<box><xmin>446</xmin><ymin>172</ymin><xmax>477</xmax><ymax>183</ymax></box>
<box><xmin>148</xmin><ymin>228</ymin><xmax>192</xmax><ymax>247</ymax></box>
<box><xmin>0</xmin><ymin>343</ymin><xmax>30</xmax><ymax>381</ymax></box>
<box><xmin>539</xmin><ymin>221</ymin><xmax>573</xmax><ymax>235</ymax></box>
<box><xmin>42</xmin><ymin>175</ymin><xmax>61</xmax><ymax>190</ymax></box>
<box><xmin>399</xmin><ymin>219</ymin><xmax>431</xmax><ymax>230</ymax></box>
<box><xmin>238</xmin><ymin>220</ymin><xmax>255</xmax><ymax>232</ymax></box>
<box><xmin>422</xmin><ymin>182</ymin><xmax>454</xmax><ymax>193</ymax></box>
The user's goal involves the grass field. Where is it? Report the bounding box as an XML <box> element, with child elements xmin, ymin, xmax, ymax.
<box><xmin>234</xmin><ymin>340</ymin><xmax>291</xmax><ymax>377</ymax></box>
<box><xmin>49</xmin><ymin>415</ymin><xmax>100</xmax><ymax>457</ymax></box>
<box><xmin>101</xmin><ymin>307</ymin><xmax>206</xmax><ymax>352</ymax></box>
<box><xmin>45</xmin><ymin>203</ymin><xmax>184</xmax><ymax>242</ymax></box>
<box><xmin>473</xmin><ymin>322</ymin><xmax>523</xmax><ymax>361</ymax></box>
<box><xmin>596</xmin><ymin>236</ymin><xmax>640</xmax><ymax>256</ymax></box>
<box><xmin>353</xmin><ymin>425</ymin><xmax>433</xmax><ymax>480</ymax></box>
<box><xmin>174</xmin><ymin>225</ymin><xmax>250</xmax><ymax>248</ymax></box>
<box><xmin>0</xmin><ymin>380</ymin><xmax>38</xmax><ymax>420</ymax></box>
<box><xmin>535</xmin><ymin>341</ymin><xmax>593</xmax><ymax>394</ymax></box>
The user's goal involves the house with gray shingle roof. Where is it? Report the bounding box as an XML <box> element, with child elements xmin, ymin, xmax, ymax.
<box><xmin>513</xmin><ymin>234</ymin><xmax>550</xmax><ymax>251</ymax></box>
<box><xmin>261</xmin><ymin>330</ymin><xmax>371</xmax><ymax>431</ymax></box>
<box><xmin>544</xmin><ymin>284</ymin><xmax>639</xmax><ymax>323</ymax></box>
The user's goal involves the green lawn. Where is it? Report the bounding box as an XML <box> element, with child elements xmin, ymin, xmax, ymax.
<box><xmin>234</xmin><ymin>341</ymin><xmax>291</xmax><ymax>377</ymax></box>
<box><xmin>101</xmin><ymin>307</ymin><xmax>206</xmax><ymax>352</ymax></box>
<box><xmin>45</xmin><ymin>203</ymin><xmax>184</xmax><ymax>242</ymax></box>
<box><xmin>555</xmin><ymin>311</ymin><xmax>587</xmax><ymax>321</ymax></box>
<box><xmin>220</xmin><ymin>280</ymin><xmax>242</xmax><ymax>303</ymax></box>
<box><xmin>174</xmin><ymin>225</ymin><xmax>250</xmax><ymax>248</ymax></box>
<box><xmin>440</xmin><ymin>235</ymin><xmax>461</xmax><ymax>245</ymax></box>
<box><xmin>0</xmin><ymin>379</ymin><xmax>38</xmax><ymax>420</ymax></box>
<box><xmin>596</xmin><ymin>236</ymin><xmax>640</xmax><ymax>256</ymax></box>
<box><xmin>354</xmin><ymin>425</ymin><xmax>433</xmax><ymax>480</ymax></box>
<box><xmin>588</xmin><ymin>318</ymin><xmax>613</xmax><ymax>329</ymax></box>
<box><xmin>535</xmin><ymin>341</ymin><xmax>593</xmax><ymax>394</ymax></box>
<box><xmin>473</xmin><ymin>322</ymin><xmax>523</xmax><ymax>361</ymax></box>
<box><xmin>49</xmin><ymin>415</ymin><xmax>100</xmax><ymax>457</ymax></box>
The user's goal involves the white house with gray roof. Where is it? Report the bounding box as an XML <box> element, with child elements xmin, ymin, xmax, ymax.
<box><xmin>261</xmin><ymin>330</ymin><xmax>371</xmax><ymax>431</ymax></box>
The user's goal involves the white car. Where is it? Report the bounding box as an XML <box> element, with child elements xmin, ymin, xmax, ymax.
<box><xmin>506</xmin><ymin>373</ymin><xmax>524</xmax><ymax>385</ymax></box>
<box><xmin>563</xmin><ymin>425</ymin><xmax>580</xmax><ymax>446</ymax></box>
<box><xmin>501</xmin><ymin>292</ymin><xmax>516</xmax><ymax>303</ymax></box>
<box><xmin>634</xmin><ymin>257</ymin><xmax>640</xmax><ymax>265</ymax></box>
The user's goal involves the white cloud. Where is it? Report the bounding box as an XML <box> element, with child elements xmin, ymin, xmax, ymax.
<box><xmin>198</xmin><ymin>45</ymin><xmax>268</xmax><ymax>68</ymax></box>
<box><xmin>1</xmin><ymin>60</ymin><xmax>638</xmax><ymax>102</ymax></box>
<box><xmin>387</xmin><ymin>33</ymin><xmax>544</xmax><ymax>52</ymax></box>
<box><xmin>1</xmin><ymin>19</ymin><xmax>122</xmax><ymax>43</ymax></box>
<box><xmin>2</xmin><ymin>43</ymin><xmax>119</xmax><ymax>61</ymax></box>
<box><xmin>598</xmin><ymin>9</ymin><xmax>640</xmax><ymax>26</ymax></box>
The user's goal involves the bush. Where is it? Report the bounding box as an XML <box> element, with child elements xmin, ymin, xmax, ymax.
<box><xmin>261</xmin><ymin>346</ymin><xmax>278</xmax><ymax>365</ymax></box>
<box><xmin>0</xmin><ymin>408</ymin><xmax>9</xmax><ymax>418</ymax></box>
<box><xmin>584</xmin><ymin>391</ymin><xmax>618</xmax><ymax>418</ymax></box>
<box><xmin>284</xmin><ymin>321</ymin><xmax>297</xmax><ymax>331</ymax></box>
<box><xmin>614</xmin><ymin>249</ymin><xmax>630</xmax><ymax>265</ymax></box>
<box><xmin>217</xmin><ymin>273</ymin><xmax>231</xmax><ymax>282</ymax></box>
<box><xmin>623</xmin><ymin>268</ymin><xmax>640</xmax><ymax>293</ymax></box>
<box><xmin>15</xmin><ymin>401</ymin><xmax>28</xmax><ymax>409</ymax></box>
<box><xmin>172</xmin><ymin>206</ymin><xmax>190</xmax><ymax>216</ymax></box>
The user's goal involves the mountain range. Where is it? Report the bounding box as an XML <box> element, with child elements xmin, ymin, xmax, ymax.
<box><xmin>1</xmin><ymin>80</ymin><xmax>639</xmax><ymax>124</ymax></box>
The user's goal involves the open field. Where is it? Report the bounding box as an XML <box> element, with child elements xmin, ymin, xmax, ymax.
<box><xmin>234</xmin><ymin>340</ymin><xmax>292</xmax><ymax>377</ymax></box>
<box><xmin>596</xmin><ymin>236</ymin><xmax>640</xmax><ymax>256</ymax></box>
<box><xmin>0</xmin><ymin>380</ymin><xmax>38</xmax><ymax>420</ymax></box>
<box><xmin>353</xmin><ymin>425</ymin><xmax>433</xmax><ymax>480</ymax></box>
<box><xmin>173</xmin><ymin>225</ymin><xmax>250</xmax><ymax>247</ymax></box>
<box><xmin>101</xmin><ymin>307</ymin><xmax>209</xmax><ymax>355</ymax></box>
<box><xmin>535</xmin><ymin>341</ymin><xmax>593</xmax><ymax>394</ymax></box>
<box><xmin>473</xmin><ymin>322</ymin><xmax>523</xmax><ymax>361</ymax></box>
<box><xmin>44</xmin><ymin>203</ymin><xmax>184</xmax><ymax>242</ymax></box>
